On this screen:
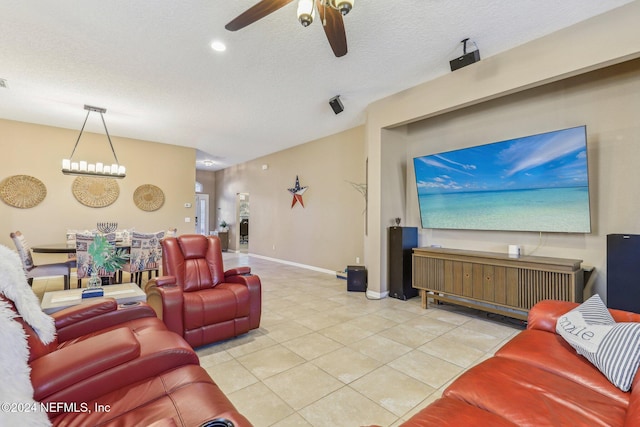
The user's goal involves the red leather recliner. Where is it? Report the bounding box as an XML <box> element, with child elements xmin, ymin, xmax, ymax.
<box><xmin>1</xmin><ymin>296</ymin><xmax>198</xmax><ymax>410</ymax></box>
<box><xmin>145</xmin><ymin>234</ymin><xmax>262</xmax><ymax>348</ymax></box>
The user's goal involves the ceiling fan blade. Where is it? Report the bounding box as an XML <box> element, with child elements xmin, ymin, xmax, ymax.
<box><xmin>315</xmin><ymin>0</ymin><xmax>348</xmax><ymax>57</ymax></box>
<box><xmin>225</xmin><ymin>0</ymin><xmax>295</xmax><ymax>31</ymax></box>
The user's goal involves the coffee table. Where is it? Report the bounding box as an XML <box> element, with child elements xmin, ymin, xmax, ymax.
<box><xmin>41</xmin><ymin>283</ymin><xmax>146</xmax><ymax>314</ymax></box>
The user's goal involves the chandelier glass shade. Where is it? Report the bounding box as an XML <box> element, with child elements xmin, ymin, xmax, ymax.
<box><xmin>61</xmin><ymin>105</ymin><xmax>126</xmax><ymax>178</ymax></box>
<box><xmin>297</xmin><ymin>0</ymin><xmax>315</xmax><ymax>26</ymax></box>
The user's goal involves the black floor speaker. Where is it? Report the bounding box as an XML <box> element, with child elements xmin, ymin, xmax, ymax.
<box><xmin>607</xmin><ymin>234</ymin><xmax>640</xmax><ymax>313</ymax></box>
<box><xmin>388</xmin><ymin>226</ymin><xmax>418</xmax><ymax>300</ymax></box>
<box><xmin>347</xmin><ymin>265</ymin><xmax>367</xmax><ymax>292</ymax></box>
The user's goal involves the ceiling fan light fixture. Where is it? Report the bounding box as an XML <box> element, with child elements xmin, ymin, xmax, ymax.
<box><xmin>210</xmin><ymin>40</ymin><xmax>226</xmax><ymax>52</ymax></box>
<box><xmin>297</xmin><ymin>0</ymin><xmax>315</xmax><ymax>27</ymax></box>
<box><xmin>331</xmin><ymin>0</ymin><xmax>354</xmax><ymax>16</ymax></box>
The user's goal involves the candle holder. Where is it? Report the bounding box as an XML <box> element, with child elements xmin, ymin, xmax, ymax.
<box><xmin>97</xmin><ymin>222</ymin><xmax>118</xmax><ymax>234</ymax></box>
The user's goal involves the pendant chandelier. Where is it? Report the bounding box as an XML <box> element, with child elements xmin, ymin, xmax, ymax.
<box><xmin>61</xmin><ymin>105</ymin><xmax>126</xmax><ymax>178</ymax></box>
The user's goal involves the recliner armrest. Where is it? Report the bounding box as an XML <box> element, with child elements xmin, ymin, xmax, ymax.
<box><xmin>152</xmin><ymin>276</ymin><xmax>177</xmax><ymax>287</ymax></box>
<box><xmin>31</xmin><ymin>327</ymin><xmax>140</xmax><ymax>400</ymax></box>
<box><xmin>528</xmin><ymin>300</ymin><xmax>640</xmax><ymax>333</ymax></box>
<box><xmin>224</xmin><ymin>266</ymin><xmax>251</xmax><ymax>277</ymax></box>
<box><xmin>146</xmin><ymin>278</ymin><xmax>184</xmax><ymax>336</ymax></box>
<box><xmin>527</xmin><ymin>300</ymin><xmax>579</xmax><ymax>332</ymax></box>
<box><xmin>53</xmin><ymin>299</ymin><xmax>157</xmax><ymax>343</ymax></box>
<box><xmin>53</xmin><ymin>298</ymin><xmax>119</xmax><ymax>329</ymax></box>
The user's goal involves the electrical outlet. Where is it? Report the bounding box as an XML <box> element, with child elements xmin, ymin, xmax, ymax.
<box><xmin>185</xmin><ymin>217</ymin><xmax>191</xmax><ymax>223</ymax></box>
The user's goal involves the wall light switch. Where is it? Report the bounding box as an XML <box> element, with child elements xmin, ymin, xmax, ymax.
<box><xmin>185</xmin><ymin>217</ymin><xmax>191</xmax><ymax>223</ymax></box>
<box><xmin>184</xmin><ymin>202</ymin><xmax>192</xmax><ymax>208</ymax></box>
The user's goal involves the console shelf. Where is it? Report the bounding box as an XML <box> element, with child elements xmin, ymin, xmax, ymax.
<box><xmin>412</xmin><ymin>247</ymin><xmax>583</xmax><ymax>320</ymax></box>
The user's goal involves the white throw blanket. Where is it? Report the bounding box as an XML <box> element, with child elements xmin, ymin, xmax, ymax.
<box><xmin>0</xmin><ymin>244</ymin><xmax>54</xmax><ymax>426</ymax></box>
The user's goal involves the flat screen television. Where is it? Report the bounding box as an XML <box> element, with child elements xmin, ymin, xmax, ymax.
<box><xmin>413</xmin><ymin>125</ymin><xmax>591</xmax><ymax>233</ymax></box>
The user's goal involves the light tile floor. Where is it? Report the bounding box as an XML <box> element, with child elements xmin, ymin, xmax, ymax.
<box><xmin>32</xmin><ymin>252</ymin><xmax>525</xmax><ymax>427</ymax></box>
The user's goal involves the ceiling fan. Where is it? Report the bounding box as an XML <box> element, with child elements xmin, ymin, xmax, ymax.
<box><xmin>225</xmin><ymin>0</ymin><xmax>355</xmax><ymax>57</ymax></box>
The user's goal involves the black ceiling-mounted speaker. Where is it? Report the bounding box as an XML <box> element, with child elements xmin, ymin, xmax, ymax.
<box><xmin>450</xmin><ymin>38</ymin><xmax>481</xmax><ymax>71</ymax></box>
<box><xmin>329</xmin><ymin>95</ymin><xmax>344</xmax><ymax>114</ymax></box>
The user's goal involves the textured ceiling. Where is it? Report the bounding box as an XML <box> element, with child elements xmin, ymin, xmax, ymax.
<box><xmin>0</xmin><ymin>0</ymin><xmax>633</xmax><ymax>170</ymax></box>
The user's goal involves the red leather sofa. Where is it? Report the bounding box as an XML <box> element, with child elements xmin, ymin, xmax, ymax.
<box><xmin>390</xmin><ymin>300</ymin><xmax>640</xmax><ymax>427</ymax></box>
<box><xmin>146</xmin><ymin>235</ymin><xmax>261</xmax><ymax>348</ymax></box>
<box><xmin>4</xmin><ymin>296</ymin><xmax>252</xmax><ymax>426</ymax></box>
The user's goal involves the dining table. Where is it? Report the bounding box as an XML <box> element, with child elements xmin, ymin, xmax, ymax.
<box><xmin>31</xmin><ymin>243</ymin><xmax>77</xmax><ymax>254</ymax></box>
<box><xmin>32</xmin><ymin>242</ymin><xmax>134</xmax><ymax>286</ymax></box>
<box><xmin>31</xmin><ymin>242</ymin><xmax>131</xmax><ymax>254</ymax></box>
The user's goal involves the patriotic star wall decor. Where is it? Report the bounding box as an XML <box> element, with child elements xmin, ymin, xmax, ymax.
<box><xmin>288</xmin><ymin>175</ymin><xmax>308</xmax><ymax>208</ymax></box>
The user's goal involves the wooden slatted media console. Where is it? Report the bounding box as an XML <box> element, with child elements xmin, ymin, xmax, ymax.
<box><xmin>412</xmin><ymin>247</ymin><xmax>584</xmax><ymax>320</ymax></box>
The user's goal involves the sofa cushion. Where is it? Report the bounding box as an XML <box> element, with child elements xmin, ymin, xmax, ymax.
<box><xmin>50</xmin><ymin>365</ymin><xmax>252</xmax><ymax>427</ymax></box>
<box><xmin>496</xmin><ymin>329</ymin><xmax>629</xmax><ymax>404</ymax></box>
<box><xmin>556</xmin><ymin>294</ymin><xmax>640</xmax><ymax>391</ymax></box>
<box><xmin>444</xmin><ymin>357</ymin><xmax>627</xmax><ymax>427</ymax></box>
<box><xmin>401</xmin><ymin>397</ymin><xmax>517</xmax><ymax>426</ymax></box>
<box><xmin>40</xmin><ymin>327</ymin><xmax>199</xmax><ymax>409</ymax></box>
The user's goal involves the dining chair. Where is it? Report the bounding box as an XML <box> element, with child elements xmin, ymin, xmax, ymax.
<box><xmin>75</xmin><ymin>232</ymin><xmax>117</xmax><ymax>288</ymax></box>
<box><xmin>65</xmin><ymin>229</ymin><xmax>78</xmax><ymax>269</ymax></box>
<box><xmin>120</xmin><ymin>231</ymin><xmax>164</xmax><ymax>286</ymax></box>
<box><xmin>10</xmin><ymin>231</ymin><xmax>73</xmax><ymax>290</ymax></box>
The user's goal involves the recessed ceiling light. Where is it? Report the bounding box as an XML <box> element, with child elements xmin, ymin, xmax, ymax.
<box><xmin>203</xmin><ymin>160</ymin><xmax>215</xmax><ymax>167</ymax></box>
<box><xmin>211</xmin><ymin>41</ymin><xmax>226</xmax><ymax>52</ymax></box>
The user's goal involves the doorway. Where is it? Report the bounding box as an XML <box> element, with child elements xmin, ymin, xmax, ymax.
<box><xmin>195</xmin><ymin>194</ymin><xmax>209</xmax><ymax>235</ymax></box>
<box><xmin>237</xmin><ymin>193</ymin><xmax>249</xmax><ymax>253</ymax></box>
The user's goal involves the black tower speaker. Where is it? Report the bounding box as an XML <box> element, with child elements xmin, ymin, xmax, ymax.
<box><xmin>607</xmin><ymin>234</ymin><xmax>640</xmax><ymax>313</ymax></box>
<box><xmin>347</xmin><ymin>265</ymin><xmax>367</xmax><ymax>292</ymax></box>
<box><xmin>388</xmin><ymin>226</ymin><xmax>418</xmax><ymax>300</ymax></box>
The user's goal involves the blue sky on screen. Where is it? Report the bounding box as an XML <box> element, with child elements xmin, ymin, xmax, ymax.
<box><xmin>414</xmin><ymin>126</ymin><xmax>588</xmax><ymax>194</ymax></box>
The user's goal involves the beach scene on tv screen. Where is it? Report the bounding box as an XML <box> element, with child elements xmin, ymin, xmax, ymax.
<box><xmin>414</xmin><ymin>126</ymin><xmax>591</xmax><ymax>233</ymax></box>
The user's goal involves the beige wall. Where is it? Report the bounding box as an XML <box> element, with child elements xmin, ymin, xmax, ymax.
<box><xmin>0</xmin><ymin>118</ymin><xmax>196</xmax><ymax>261</ymax></box>
<box><xmin>403</xmin><ymin>60</ymin><xmax>640</xmax><ymax>299</ymax></box>
<box><xmin>215</xmin><ymin>126</ymin><xmax>365</xmax><ymax>272</ymax></box>
<box><xmin>365</xmin><ymin>2</ymin><xmax>640</xmax><ymax>299</ymax></box>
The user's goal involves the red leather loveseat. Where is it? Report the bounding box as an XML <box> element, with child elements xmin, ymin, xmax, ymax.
<box><xmin>2</xmin><ymin>295</ymin><xmax>252</xmax><ymax>426</ymax></box>
<box><xmin>388</xmin><ymin>300</ymin><xmax>640</xmax><ymax>427</ymax></box>
<box><xmin>146</xmin><ymin>235</ymin><xmax>261</xmax><ymax>348</ymax></box>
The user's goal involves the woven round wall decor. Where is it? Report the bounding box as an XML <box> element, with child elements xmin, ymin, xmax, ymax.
<box><xmin>0</xmin><ymin>175</ymin><xmax>47</xmax><ymax>208</ymax></box>
<box><xmin>72</xmin><ymin>176</ymin><xmax>119</xmax><ymax>208</ymax></box>
<box><xmin>133</xmin><ymin>184</ymin><xmax>165</xmax><ymax>211</ymax></box>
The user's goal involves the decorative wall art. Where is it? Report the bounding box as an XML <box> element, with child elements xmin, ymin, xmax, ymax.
<box><xmin>72</xmin><ymin>176</ymin><xmax>119</xmax><ymax>208</ymax></box>
<box><xmin>133</xmin><ymin>184</ymin><xmax>165</xmax><ymax>212</ymax></box>
<box><xmin>287</xmin><ymin>175</ymin><xmax>308</xmax><ymax>208</ymax></box>
<box><xmin>0</xmin><ymin>175</ymin><xmax>47</xmax><ymax>208</ymax></box>
<box><xmin>346</xmin><ymin>180</ymin><xmax>367</xmax><ymax>214</ymax></box>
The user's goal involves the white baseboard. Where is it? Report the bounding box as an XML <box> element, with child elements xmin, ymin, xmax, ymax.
<box><xmin>366</xmin><ymin>289</ymin><xmax>388</xmax><ymax>300</ymax></box>
<box><xmin>232</xmin><ymin>253</ymin><xmax>389</xmax><ymax>299</ymax></box>
<box><xmin>247</xmin><ymin>253</ymin><xmax>336</xmax><ymax>275</ymax></box>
